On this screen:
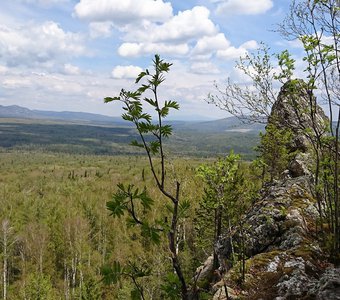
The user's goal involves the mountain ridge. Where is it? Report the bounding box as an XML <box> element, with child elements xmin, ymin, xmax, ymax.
<box><xmin>0</xmin><ymin>104</ymin><xmax>265</xmax><ymax>133</ymax></box>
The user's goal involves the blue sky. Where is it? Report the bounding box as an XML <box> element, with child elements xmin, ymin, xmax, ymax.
<box><xmin>0</xmin><ymin>0</ymin><xmax>297</xmax><ymax>120</ymax></box>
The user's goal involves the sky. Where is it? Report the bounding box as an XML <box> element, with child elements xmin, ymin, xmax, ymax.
<box><xmin>0</xmin><ymin>0</ymin><xmax>297</xmax><ymax>120</ymax></box>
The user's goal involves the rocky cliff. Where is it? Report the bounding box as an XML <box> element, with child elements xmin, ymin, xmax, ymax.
<box><xmin>197</xmin><ymin>81</ymin><xmax>340</xmax><ymax>300</ymax></box>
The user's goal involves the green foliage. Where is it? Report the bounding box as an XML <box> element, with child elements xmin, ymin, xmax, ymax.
<box><xmin>105</xmin><ymin>55</ymin><xmax>192</xmax><ymax>299</ymax></box>
<box><xmin>22</xmin><ymin>273</ymin><xmax>56</xmax><ymax>300</ymax></box>
<box><xmin>0</xmin><ymin>151</ymin><xmax>204</xmax><ymax>299</ymax></box>
<box><xmin>207</xmin><ymin>42</ymin><xmax>277</xmax><ymax>123</ymax></box>
<box><xmin>275</xmin><ymin>49</ymin><xmax>296</xmax><ymax>82</ymax></box>
<box><xmin>160</xmin><ymin>272</ymin><xmax>181</xmax><ymax>300</ymax></box>
<box><xmin>255</xmin><ymin>123</ymin><xmax>294</xmax><ymax>181</ymax></box>
<box><xmin>81</xmin><ymin>278</ymin><xmax>102</xmax><ymax>300</ymax></box>
<box><xmin>195</xmin><ymin>152</ymin><xmax>253</xmax><ymax>266</ymax></box>
<box><xmin>105</xmin><ymin>55</ymin><xmax>178</xmax><ymax>160</ymax></box>
<box><xmin>101</xmin><ymin>261</ymin><xmax>122</xmax><ymax>285</ymax></box>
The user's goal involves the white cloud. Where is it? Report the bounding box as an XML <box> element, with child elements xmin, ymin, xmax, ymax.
<box><xmin>216</xmin><ymin>0</ymin><xmax>273</xmax><ymax>15</ymax></box>
<box><xmin>64</xmin><ymin>64</ymin><xmax>81</xmax><ymax>75</ymax></box>
<box><xmin>74</xmin><ymin>0</ymin><xmax>173</xmax><ymax>24</ymax></box>
<box><xmin>192</xmin><ymin>33</ymin><xmax>230</xmax><ymax>56</ymax></box>
<box><xmin>217</xmin><ymin>46</ymin><xmax>247</xmax><ymax>60</ymax></box>
<box><xmin>89</xmin><ymin>22</ymin><xmax>113</xmax><ymax>38</ymax></box>
<box><xmin>124</xmin><ymin>6</ymin><xmax>217</xmax><ymax>43</ymax></box>
<box><xmin>118</xmin><ymin>42</ymin><xmax>189</xmax><ymax>57</ymax></box>
<box><xmin>117</xmin><ymin>6</ymin><xmax>216</xmax><ymax>58</ymax></box>
<box><xmin>216</xmin><ymin>40</ymin><xmax>258</xmax><ymax>60</ymax></box>
<box><xmin>0</xmin><ymin>21</ymin><xmax>85</xmax><ymax>68</ymax></box>
<box><xmin>241</xmin><ymin>40</ymin><xmax>259</xmax><ymax>50</ymax></box>
<box><xmin>191</xmin><ymin>34</ymin><xmax>258</xmax><ymax>60</ymax></box>
<box><xmin>190</xmin><ymin>61</ymin><xmax>220</xmax><ymax>74</ymax></box>
<box><xmin>111</xmin><ymin>65</ymin><xmax>143</xmax><ymax>79</ymax></box>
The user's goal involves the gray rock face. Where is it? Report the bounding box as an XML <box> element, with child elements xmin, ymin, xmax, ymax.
<box><xmin>192</xmin><ymin>256</ymin><xmax>214</xmax><ymax>289</ymax></box>
<box><xmin>288</xmin><ymin>152</ymin><xmax>312</xmax><ymax>177</ymax></box>
<box><xmin>269</xmin><ymin>79</ymin><xmax>328</xmax><ymax>153</ymax></box>
<box><xmin>316</xmin><ymin>268</ymin><xmax>340</xmax><ymax>300</ymax></box>
<box><xmin>211</xmin><ymin>80</ymin><xmax>338</xmax><ymax>300</ymax></box>
<box><xmin>215</xmin><ymin>176</ymin><xmax>315</xmax><ymax>264</ymax></box>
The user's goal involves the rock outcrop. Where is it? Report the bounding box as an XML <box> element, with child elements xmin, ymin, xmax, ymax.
<box><xmin>269</xmin><ymin>79</ymin><xmax>328</xmax><ymax>153</ymax></box>
<box><xmin>210</xmin><ymin>81</ymin><xmax>338</xmax><ymax>300</ymax></box>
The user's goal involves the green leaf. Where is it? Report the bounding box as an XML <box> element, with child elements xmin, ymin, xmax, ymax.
<box><xmin>130</xmin><ymin>140</ymin><xmax>144</xmax><ymax>148</ymax></box>
<box><xmin>139</xmin><ymin>113</ymin><xmax>152</xmax><ymax>122</ymax></box>
<box><xmin>144</xmin><ymin>98</ymin><xmax>156</xmax><ymax>107</ymax></box>
<box><xmin>141</xmin><ymin>223</ymin><xmax>161</xmax><ymax>245</ymax></box>
<box><xmin>101</xmin><ymin>262</ymin><xmax>122</xmax><ymax>285</ymax></box>
<box><xmin>140</xmin><ymin>189</ymin><xmax>154</xmax><ymax>211</ymax></box>
<box><xmin>104</xmin><ymin>96</ymin><xmax>120</xmax><ymax>103</ymax></box>
<box><xmin>126</xmin><ymin>91</ymin><xmax>141</xmax><ymax>100</ymax></box>
<box><xmin>138</xmin><ymin>122</ymin><xmax>154</xmax><ymax>134</ymax></box>
<box><xmin>149</xmin><ymin>141</ymin><xmax>160</xmax><ymax>154</ymax></box>
<box><xmin>106</xmin><ymin>197</ymin><xmax>126</xmax><ymax>217</ymax></box>
<box><xmin>135</xmin><ymin>72</ymin><xmax>147</xmax><ymax>84</ymax></box>
<box><xmin>159</xmin><ymin>106</ymin><xmax>169</xmax><ymax>117</ymax></box>
<box><xmin>165</xmin><ymin>100</ymin><xmax>179</xmax><ymax>110</ymax></box>
<box><xmin>179</xmin><ymin>199</ymin><xmax>190</xmax><ymax>218</ymax></box>
<box><xmin>122</xmin><ymin>113</ymin><xmax>134</xmax><ymax>122</ymax></box>
<box><xmin>160</xmin><ymin>125</ymin><xmax>172</xmax><ymax>137</ymax></box>
<box><xmin>137</xmin><ymin>84</ymin><xmax>150</xmax><ymax>93</ymax></box>
<box><xmin>126</xmin><ymin>261</ymin><xmax>152</xmax><ymax>278</ymax></box>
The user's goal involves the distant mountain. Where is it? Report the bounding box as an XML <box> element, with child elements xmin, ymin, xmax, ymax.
<box><xmin>172</xmin><ymin>116</ymin><xmax>265</xmax><ymax>133</ymax></box>
<box><xmin>0</xmin><ymin>105</ymin><xmax>266</xmax><ymax>133</ymax></box>
<box><xmin>0</xmin><ymin>105</ymin><xmax>125</xmax><ymax>125</ymax></box>
<box><xmin>0</xmin><ymin>105</ymin><xmax>264</xmax><ymax>158</ymax></box>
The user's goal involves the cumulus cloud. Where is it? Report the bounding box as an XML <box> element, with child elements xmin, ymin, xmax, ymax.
<box><xmin>117</xmin><ymin>6</ymin><xmax>216</xmax><ymax>58</ymax></box>
<box><xmin>216</xmin><ymin>0</ymin><xmax>273</xmax><ymax>15</ymax></box>
<box><xmin>191</xmin><ymin>34</ymin><xmax>258</xmax><ymax>60</ymax></box>
<box><xmin>192</xmin><ymin>33</ymin><xmax>230</xmax><ymax>56</ymax></box>
<box><xmin>111</xmin><ymin>65</ymin><xmax>143</xmax><ymax>79</ymax></box>
<box><xmin>74</xmin><ymin>0</ymin><xmax>173</xmax><ymax>24</ymax></box>
<box><xmin>0</xmin><ymin>21</ymin><xmax>85</xmax><ymax>68</ymax></box>
<box><xmin>89</xmin><ymin>22</ymin><xmax>113</xmax><ymax>38</ymax></box>
<box><xmin>124</xmin><ymin>6</ymin><xmax>217</xmax><ymax>43</ymax></box>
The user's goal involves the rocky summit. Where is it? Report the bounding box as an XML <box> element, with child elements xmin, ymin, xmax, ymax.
<box><xmin>196</xmin><ymin>81</ymin><xmax>340</xmax><ymax>300</ymax></box>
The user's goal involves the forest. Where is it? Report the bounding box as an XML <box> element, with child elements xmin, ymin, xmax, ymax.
<box><xmin>1</xmin><ymin>0</ymin><xmax>339</xmax><ymax>299</ymax></box>
<box><xmin>0</xmin><ymin>118</ymin><xmax>260</xmax><ymax>159</ymax></box>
